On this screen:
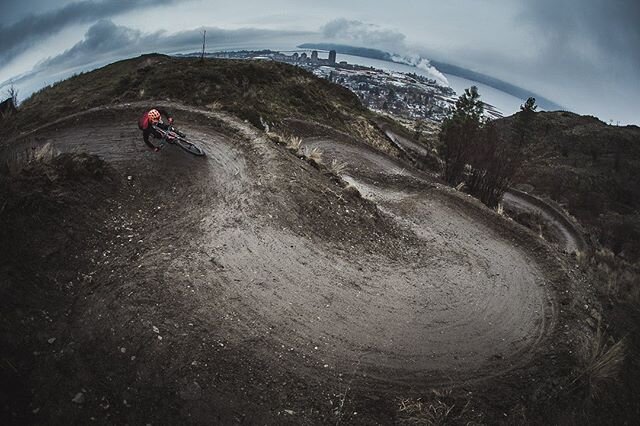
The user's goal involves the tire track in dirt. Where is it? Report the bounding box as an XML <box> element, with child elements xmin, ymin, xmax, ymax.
<box><xmin>503</xmin><ymin>190</ymin><xmax>587</xmax><ymax>254</ymax></box>
<box><xmin>304</xmin><ymin>136</ymin><xmax>556</xmax><ymax>384</ymax></box>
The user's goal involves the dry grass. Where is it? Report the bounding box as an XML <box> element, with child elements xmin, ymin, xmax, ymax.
<box><xmin>206</xmin><ymin>100</ymin><xmax>223</xmax><ymax>110</ymax></box>
<box><xmin>34</xmin><ymin>142</ymin><xmax>60</xmax><ymax>162</ymax></box>
<box><xmin>398</xmin><ymin>397</ymin><xmax>453</xmax><ymax>425</ymax></box>
<box><xmin>329</xmin><ymin>159</ymin><xmax>348</xmax><ymax>175</ymax></box>
<box><xmin>396</xmin><ymin>390</ymin><xmax>478</xmax><ymax>426</ymax></box>
<box><xmin>396</xmin><ymin>389</ymin><xmax>486</xmax><ymax>425</ymax></box>
<box><xmin>286</xmin><ymin>135</ymin><xmax>302</xmax><ymax>152</ymax></box>
<box><xmin>576</xmin><ymin>250</ymin><xmax>589</xmax><ymax>268</ymax></box>
<box><xmin>573</xmin><ymin>326</ymin><xmax>627</xmax><ymax>400</ymax></box>
<box><xmin>306</xmin><ymin>147</ymin><xmax>323</xmax><ymax>163</ymax></box>
<box><xmin>2</xmin><ymin>143</ymin><xmax>60</xmax><ymax>175</ymax></box>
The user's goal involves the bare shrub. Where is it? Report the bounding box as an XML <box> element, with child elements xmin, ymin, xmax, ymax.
<box><xmin>573</xmin><ymin>327</ymin><xmax>626</xmax><ymax>400</ymax></box>
<box><xmin>5</xmin><ymin>83</ymin><xmax>19</xmax><ymax>106</ymax></box>
<box><xmin>440</xmin><ymin>87</ymin><xmax>519</xmax><ymax>208</ymax></box>
<box><xmin>465</xmin><ymin>124</ymin><xmax>520</xmax><ymax>208</ymax></box>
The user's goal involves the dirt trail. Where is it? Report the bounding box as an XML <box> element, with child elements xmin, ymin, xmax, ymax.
<box><xmin>305</xmin><ymin>137</ymin><xmax>555</xmax><ymax>380</ymax></box>
<box><xmin>2</xmin><ymin>104</ymin><xmax>568</xmax><ymax>423</ymax></box>
<box><xmin>381</xmin><ymin>127</ymin><xmax>586</xmax><ymax>254</ymax></box>
<box><xmin>381</xmin><ymin>127</ymin><xmax>430</xmax><ymax>158</ymax></box>
<box><xmin>503</xmin><ymin>190</ymin><xmax>587</xmax><ymax>254</ymax></box>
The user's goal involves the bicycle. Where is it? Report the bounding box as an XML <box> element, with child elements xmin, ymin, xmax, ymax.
<box><xmin>152</xmin><ymin>124</ymin><xmax>206</xmax><ymax>156</ymax></box>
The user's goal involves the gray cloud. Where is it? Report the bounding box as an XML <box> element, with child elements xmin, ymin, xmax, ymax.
<box><xmin>321</xmin><ymin>19</ymin><xmax>406</xmax><ymax>51</ymax></box>
<box><xmin>514</xmin><ymin>0</ymin><xmax>640</xmax><ymax>123</ymax></box>
<box><xmin>318</xmin><ymin>7</ymin><xmax>639</xmax><ymax>123</ymax></box>
<box><xmin>523</xmin><ymin>0</ymin><xmax>640</xmax><ymax>67</ymax></box>
<box><xmin>2</xmin><ymin>1</ymin><xmax>638</xmax><ymax>123</ymax></box>
<box><xmin>38</xmin><ymin>19</ymin><xmax>150</xmax><ymax>69</ymax></box>
<box><xmin>0</xmin><ymin>0</ymin><xmax>183</xmax><ymax>66</ymax></box>
<box><xmin>38</xmin><ymin>19</ymin><xmax>311</xmax><ymax>68</ymax></box>
<box><xmin>5</xmin><ymin>19</ymin><xmax>313</xmax><ymax>92</ymax></box>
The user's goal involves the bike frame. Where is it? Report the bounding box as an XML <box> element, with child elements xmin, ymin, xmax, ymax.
<box><xmin>151</xmin><ymin>124</ymin><xmax>205</xmax><ymax>156</ymax></box>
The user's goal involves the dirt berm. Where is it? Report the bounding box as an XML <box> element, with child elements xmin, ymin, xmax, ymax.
<box><xmin>1</xmin><ymin>96</ymin><xmax>590</xmax><ymax>424</ymax></box>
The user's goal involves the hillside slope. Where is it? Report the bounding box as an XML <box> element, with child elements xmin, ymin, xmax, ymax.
<box><xmin>0</xmin><ymin>57</ymin><xmax>602</xmax><ymax>424</ymax></box>
<box><xmin>6</xmin><ymin>54</ymin><xmax>395</xmax><ymax>157</ymax></box>
<box><xmin>493</xmin><ymin>111</ymin><xmax>640</xmax><ymax>260</ymax></box>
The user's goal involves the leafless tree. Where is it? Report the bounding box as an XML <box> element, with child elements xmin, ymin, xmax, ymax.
<box><xmin>6</xmin><ymin>83</ymin><xmax>18</xmax><ymax>106</ymax></box>
<box><xmin>201</xmin><ymin>30</ymin><xmax>206</xmax><ymax>61</ymax></box>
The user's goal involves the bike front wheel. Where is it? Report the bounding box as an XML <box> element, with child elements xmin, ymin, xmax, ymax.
<box><xmin>175</xmin><ymin>137</ymin><xmax>205</xmax><ymax>156</ymax></box>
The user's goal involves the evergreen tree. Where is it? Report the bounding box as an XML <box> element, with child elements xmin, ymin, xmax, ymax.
<box><xmin>515</xmin><ymin>97</ymin><xmax>537</xmax><ymax>145</ymax></box>
<box><xmin>439</xmin><ymin>86</ymin><xmax>520</xmax><ymax>207</ymax></box>
<box><xmin>440</xmin><ymin>86</ymin><xmax>484</xmax><ymax>185</ymax></box>
<box><xmin>454</xmin><ymin>86</ymin><xmax>484</xmax><ymax>122</ymax></box>
<box><xmin>520</xmin><ymin>97</ymin><xmax>537</xmax><ymax>113</ymax></box>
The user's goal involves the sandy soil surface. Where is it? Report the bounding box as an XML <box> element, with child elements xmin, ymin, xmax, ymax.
<box><xmin>1</xmin><ymin>104</ymin><xmax>581</xmax><ymax>424</ymax></box>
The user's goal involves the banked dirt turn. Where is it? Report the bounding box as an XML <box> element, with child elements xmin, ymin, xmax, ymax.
<box><xmin>2</xmin><ymin>103</ymin><xmax>568</xmax><ymax>423</ymax></box>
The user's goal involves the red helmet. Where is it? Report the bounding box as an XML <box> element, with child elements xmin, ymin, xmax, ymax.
<box><xmin>148</xmin><ymin>109</ymin><xmax>161</xmax><ymax>123</ymax></box>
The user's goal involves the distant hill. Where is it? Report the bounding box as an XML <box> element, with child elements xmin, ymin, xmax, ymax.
<box><xmin>2</xmin><ymin>53</ymin><xmax>401</xmax><ymax>160</ymax></box>
<box><xmin>494</xmin><ymin>111</ymin><xmax>640</xmax><ymax>260</ymax></box>
<box><xmin>298</xmin><ymin>43</ymin><xmax>563</xmax><ymax>111</ymax></box>
<box><xmin>7</xmin><ymin>54</ymin><xmax>371</xmax><ymax>138</ymax></box>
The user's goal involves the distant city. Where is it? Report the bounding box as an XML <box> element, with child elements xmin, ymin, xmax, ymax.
<box><xmin>181</xmin><ymin>49</ymin><xmax>503</xmax><ymax>123</ymax></box>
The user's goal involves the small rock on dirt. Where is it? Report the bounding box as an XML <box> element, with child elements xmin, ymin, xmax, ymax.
<box><xmin>72</xmin><ymin>392</ymin><xmax>86</xmax><ymax>404</ymax></box>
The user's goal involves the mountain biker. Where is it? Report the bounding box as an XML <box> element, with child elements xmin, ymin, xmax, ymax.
<box><xmin>138</xmin><ymin>108</ymin><xmax>175</xmax><ymax>151</ymax></box>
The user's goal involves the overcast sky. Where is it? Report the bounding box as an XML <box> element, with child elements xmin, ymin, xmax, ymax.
<box><xmin>1</xmin><ymin>0</ymin><xmax>638</xmax><ymax>124</ymax></box>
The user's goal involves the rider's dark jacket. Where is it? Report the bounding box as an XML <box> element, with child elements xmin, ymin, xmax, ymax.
<box><xmin>139</xmin><ymin>108</ymin><xmax>173</xmax><ymax>149</ymax></box>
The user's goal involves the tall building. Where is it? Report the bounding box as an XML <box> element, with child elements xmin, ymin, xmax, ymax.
<box><xmin>328</xmin><ymin>50</ymin><xmax>337</xmax><ymax>64</ymax></box>
<box><xmin>311</xmin><ymin>50</ymin><xmax>319</xmax><ymax>63</ymax></box>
